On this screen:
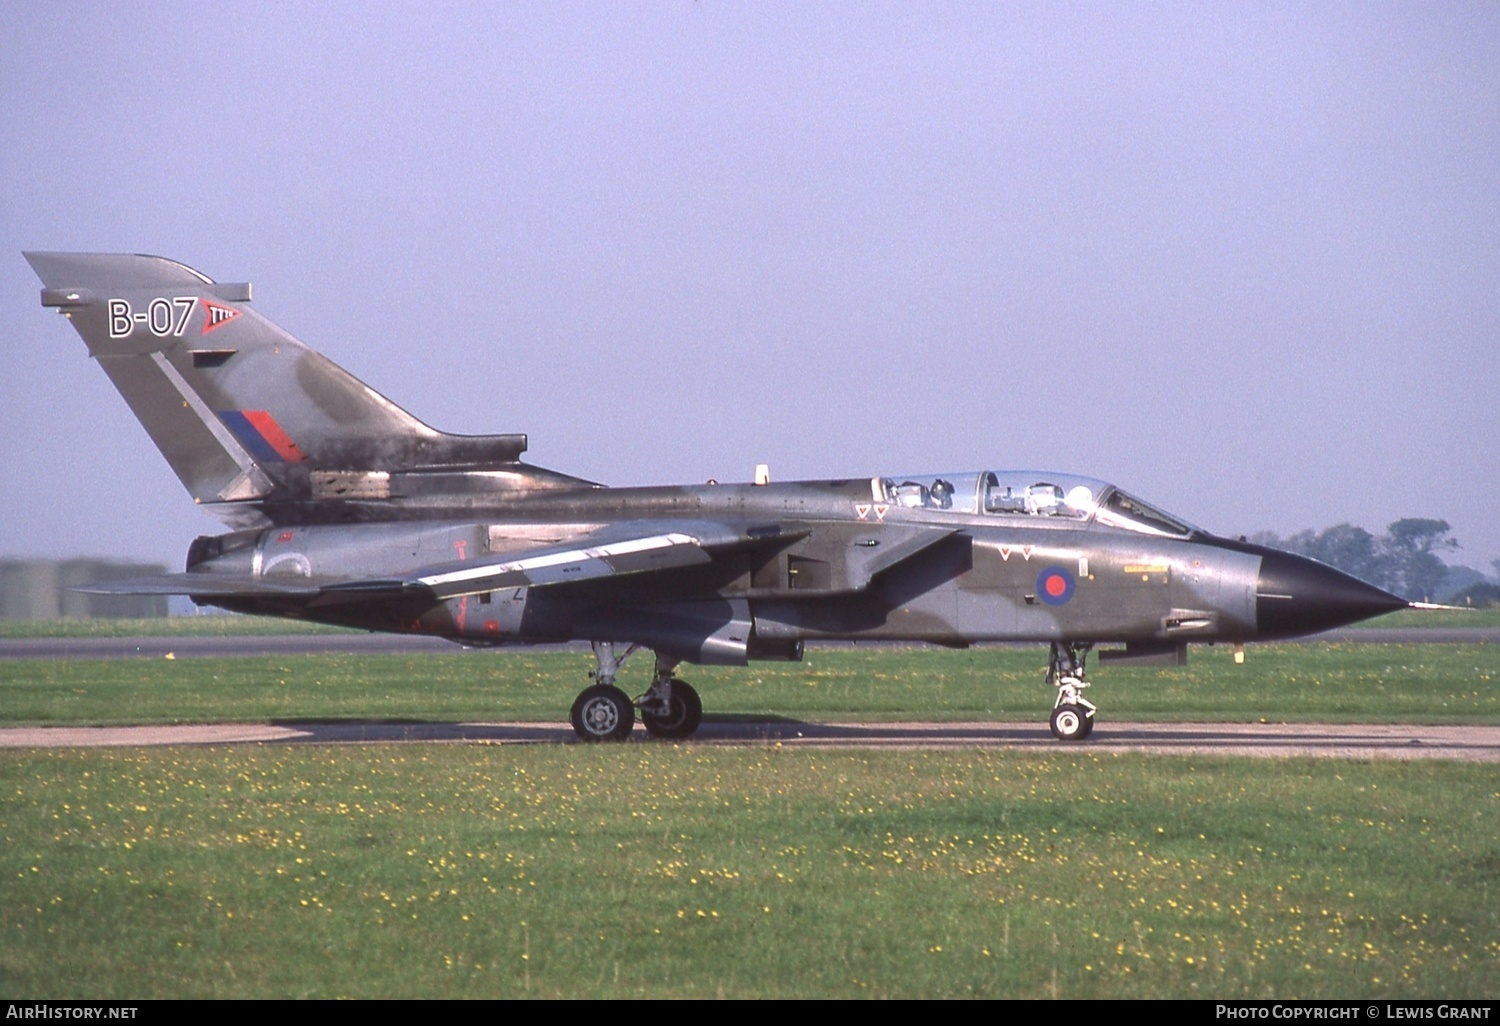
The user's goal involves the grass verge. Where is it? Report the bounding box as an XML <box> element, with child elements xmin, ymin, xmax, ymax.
<box><xmin>1</xmin><ymin>744</ymin><xmax>1494</xmax><ymax>998</ymax></box>
<box><xmin>1</xmin><ymin>644</ymin><xmax>1495</xmax><ymax>727</ymax></box>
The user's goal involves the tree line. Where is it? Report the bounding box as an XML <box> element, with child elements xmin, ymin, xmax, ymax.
<box><xmin>1248</xmin><ymin>518</ymin><xmax>1498</xmax><ymax>603</ymax></box>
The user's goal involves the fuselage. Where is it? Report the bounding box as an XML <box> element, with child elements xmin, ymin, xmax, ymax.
<box><xmin>188</xmin><ymin>471</ymin><xmax>1405</xmax><ymax>661</ymax></box>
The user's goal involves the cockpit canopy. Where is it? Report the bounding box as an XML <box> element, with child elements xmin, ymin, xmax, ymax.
<box><xmin>875</xmin><ymin>471</ymin><xmax>1200</xmax><ymax>538</ymax></box>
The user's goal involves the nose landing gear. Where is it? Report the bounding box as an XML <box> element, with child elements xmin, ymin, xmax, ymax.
<box><xmin>1048</xmin><ymin>641</ymin><xmax>1096</xmax><ymax>741</ymax></box>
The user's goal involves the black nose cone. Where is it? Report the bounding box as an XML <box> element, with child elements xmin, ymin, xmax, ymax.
<box><xmin>1256</xmin><ymin>549</ymin><xmax>1407</xmax><ymax>638</ymax></box>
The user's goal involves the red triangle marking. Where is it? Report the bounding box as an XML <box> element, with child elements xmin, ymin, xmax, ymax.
<box><xmin>201</xmin><ymin>298</ymin><xmax>241</xmax><ymax>335</ymax></box>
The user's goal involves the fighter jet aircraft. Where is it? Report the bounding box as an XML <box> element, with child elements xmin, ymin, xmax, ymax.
<box><xmin>25</xmin><ymin>252</ymin><xmax>1410</xmax><ymax>741</ymax></box>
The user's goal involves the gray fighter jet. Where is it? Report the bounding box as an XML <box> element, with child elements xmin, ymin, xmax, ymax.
<box><xmin>25</xmin><ymin>252</ymin><xmax>1409</xmax><ymax>741</ymax></box>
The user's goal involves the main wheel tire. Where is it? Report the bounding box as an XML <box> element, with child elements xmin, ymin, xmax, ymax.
<box><xmin>641</xmin><ymin>679</ymin><xmax>703</xmax><ymax>740</ymax></box>
<box><xmin>1050</xmin><ymin>703</ymin><xmax>1092</xmax><ymax>741</ymax></box>
<box><xmin>570</xmin><ymin>684</ymin><xmax>635</xmax><ymax>742</ymax></box>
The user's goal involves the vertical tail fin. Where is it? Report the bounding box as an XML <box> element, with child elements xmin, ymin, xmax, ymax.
<box><xmin>26</xmin><ymin>253</ymin><xmax>536</xmax><ymax>517</ymax></box>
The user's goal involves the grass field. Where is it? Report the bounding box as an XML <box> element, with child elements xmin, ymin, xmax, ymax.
<box><xmin>2</xmin><ymin>744</ymin><xmax>1495</xmax><ymax>998</ymax></box>
<box><xmin>2</xmin><ymin>632</ymin><xmax>1495</xmax><ymax>998</ymax></box>
<box><xmin>0</xmin><ymin>615</ymin><xmax>358</xmax><ymax>639</ymax></box>
<box><xmin>1356</xmin><ymin>607</ymin><xmax>1500</xmax><ymax>629</ymax></box>
<box><xmin>1</xmin><ymin>643</ymin><xmax>1495</xmax><ymax>727</ymax></box>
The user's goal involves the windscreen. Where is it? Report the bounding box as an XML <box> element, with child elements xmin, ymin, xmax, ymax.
<box><xmin>1094</xmin><ymin>489</ymin><xmax>1199</xmax><ymax>537</ymax></box>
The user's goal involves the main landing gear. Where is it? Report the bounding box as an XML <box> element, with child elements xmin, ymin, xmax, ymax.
<box><xmin>569</xmin><ymin>642</ymin><xmax>704</xmax><ymax>742</ymax></box>
<box><xmin>1047</xmin><ymin>641</ymin><xmax>1097</xmax><ymax>742</ymax></box>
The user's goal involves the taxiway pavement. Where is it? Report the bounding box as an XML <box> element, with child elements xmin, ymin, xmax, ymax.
<box><xmin>1</xmin><ymin>719</ymin><xmax>1496</xmax><ymax>761</ymax></box>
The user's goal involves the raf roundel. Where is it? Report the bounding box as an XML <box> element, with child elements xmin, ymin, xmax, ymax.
<box><xmin>1036</xmin><ymin>565</ymin><xmax>1075</xmax><ymax>606</ymax></box>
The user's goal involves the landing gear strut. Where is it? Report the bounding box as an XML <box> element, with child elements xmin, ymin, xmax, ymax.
<box><xmin>570</xmin><ymin>641</ymin><xmax>638</xmax><ymax>742</ymax></box>
<box><xmin>568</xmin><ymin>642</ymin><xmax>703</xmax><ymax>742</ymax></box>
<box><xmin>638</xmin><ymin>654</ymin><xmax>703</xmax><ymax>740</ymax></box>
<box><xmin>1048</xmin><ymin>641</ymin><xmax>1096</xmax><ymax>741</ymax></box>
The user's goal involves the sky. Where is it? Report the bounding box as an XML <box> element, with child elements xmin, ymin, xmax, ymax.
<box><xmin>2</xmin><ymin>2</ymin><xmax>1497</xmax><ymax>572</ymax></box>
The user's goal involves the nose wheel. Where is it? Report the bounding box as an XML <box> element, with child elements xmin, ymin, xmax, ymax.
<box><xmin>1050</xmin><ymin>700</ymin><xmax>1094</xmax><ymax>741</ymax></box>
<box><xmin>1048</xmin><ymin>642</ymin><xmax>1097</xmax><ymax>741</ymax></box>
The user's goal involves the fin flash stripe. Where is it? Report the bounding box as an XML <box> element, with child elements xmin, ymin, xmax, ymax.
<box><xmin>218</xmin><ymin>410</ymin><xmax>308</xmax><ymax>463</ymax></box>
